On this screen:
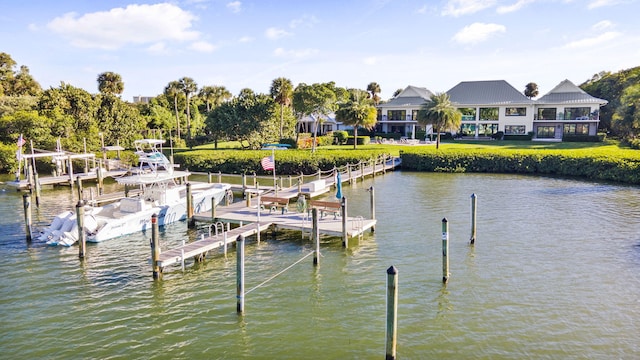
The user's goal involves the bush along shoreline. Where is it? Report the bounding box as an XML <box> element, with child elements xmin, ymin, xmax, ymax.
<box><xmin>399</xmin><ymin>148</ymin><xmax>640</xmax><ymax>185</ymax></box>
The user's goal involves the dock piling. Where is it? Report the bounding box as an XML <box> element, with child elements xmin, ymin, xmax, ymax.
<box><xmin>385</xmin><ymin>266</ymin><xmax>398</xmax><ymax>360</ymax></box>
<box><xmin>22</xmin><ymin>193</ymin><xmax>32</xmax><ymax>241</ymax></box>
<box><xmin>369</xmin><ymin>186</ymin><xmax>376</xmax><ymax>232</ymax></box>
<box><xmin>470</xmin><ymin>193</ymin><xmax>477</xmax><ymax>245</ymax></box>
<box><xmin>186</xmin><ymin>183</ymin><xmax>194</xmax><ymax>228</ymax></box>
<box><xmin>76</xmin><ymin>201</ymin><xmax>86</xmax><ymax>259</ymax></box>
<box><xmin>313</xmin><ymin>208</ymin><xmax>320</xmax><ymax>266</ymax></box>
<box><xmin>341</xmin><ymin>196</ymin><xmax>348</xmax><ymax>248</ymax></box>
<box><xmin>442</xmin><ymin>218</ymin><xmax>449</xmax><ymax>284</ymax></box>
<box><xmin>34</xmin><ymin>172</ymin><xmax>42</xmax><ymax>208</ymax></box>
<box><xmin>237</xmin><ymin>235</ymin><xmax>245</xmax><ymax>314</ymax></box>
<box><xmin>211</xmin><ymin>197</ymin><xmax>217</xmax><ymax>222</ymax></box>
<box><xmin>151</xmin><ymin>214</ymin><xmax>162</xmax><ymax>280</ymax></box>
<box><xmin>76</xmin><ymin>177</ymin><xmax>83</xmax><ymax>202</ymax></box>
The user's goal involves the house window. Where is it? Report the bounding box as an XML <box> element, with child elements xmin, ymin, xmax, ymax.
<box><xmin>505</xmin><ymin>125</ymin><xmax>526</xmax><ymax>135</ymax></box>
<box><xmin>478</xmin><ymin>123</ymin><xmax>499</xmax><ymax>136</ymax></box>
<box><xmin>505</xmin><ymin>107</ymin><xmax>526</xmax><ymax>116</ymax></box>
<box><xmin>564</xmin><ymin>107</ymin><xmax>590</xmax><ymax>120</ymax></box>
<box><xmin>537</xmin><ymin>126</ymin><xmax>555</xmax><ymax>138</ymax></box>
<box><xmin>387</xmin><ymin>110</ymin><xmax>406</xmax><ymax>121</ymax></box>
<box><xmin>411</xmin><ymin>110</ymin><xmax>419</xmax><ymax>121</ymax></box>
<box><xmin>563</xmin><ymin>124</ymin><xmax>589</xmax><ymax>135</ymax></box>
<box><xmin>537</xmin><ymin>108</ymin><xmax>557</xmax><ymax>120</ymax></box>
<box><xmin>479</xmin><ymin>107</ymin><xmax>498</xmax><ymax>121</ymax></box>
<box><xmin>459</xmin><ymin>108</ymin><xmax>476</xmax><ymax>122</ymax></box>
<box><xmin>460</xmin><ymin>123</ymin><xmax>476</xmax><ymax>136</ymax></box>
<box><xmin>377</xmin><ymin>109</ymin><xmax>382</xmax><ymax>121</ymax></box>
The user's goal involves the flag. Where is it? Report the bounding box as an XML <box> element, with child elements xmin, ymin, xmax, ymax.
<box><xmin>261</xmin><ymin>156</ymin><xmax>275</xmax><ymax>171</ymax></box>
<box><xmin>335</xmin><ymin>172</ymin><xmax>343</xmax><ymax>199</ymax></box>
<box><xmin>16</xmin><ymin>134</ymin><xmax>26</xmax><ymax>147</ymax></box>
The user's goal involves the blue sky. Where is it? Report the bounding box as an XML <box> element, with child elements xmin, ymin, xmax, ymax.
<box><xmin>2</xmin><ymin>0</ymin><xmax>638</xmax><ymax>101</ymax></box>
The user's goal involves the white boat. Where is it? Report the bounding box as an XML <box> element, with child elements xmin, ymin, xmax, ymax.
<box><xmin>41</xmin><ymin>139</ymin><xmax>232</xmax><ymax>246</ymax></box>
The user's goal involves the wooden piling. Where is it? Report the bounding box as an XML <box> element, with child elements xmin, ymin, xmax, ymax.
<box><xmin>76</xmin><ymin>201</ymin><xmax>86</xmax><ymax>259</ymax></box>
<box><xmin>313</xmin><ymin>208</ymin><xmax>320</xmax><ymax>266</ymax></box>
<box><xmin>237</xmin><ymin>235</ymin><xmax>245</xmax><ymax>314</ymax></box>
<box><xmin>386</xmin><ymin>266</ymin><xmax>398</xmax><ymax>360</ymax></box>
<box><xmin>22</xmin><ymin>193</ymin><xmax>32</xmax><ymax>241</ymax></box>
<box><xmin>218</xmin><ymin>171</ymin><xmax>222</xmax><ymax>184</ymax></box>
<box><xmin>34</xmin><ymin>172</ymin><xmax>41</xmax><ymax>208</ymax></box>
<box><xmin>442</xmin><ymin>218</ymin><xmax>449</xmax><ymax>284</ymax></box>
<box><xmin>369</xmin><ymin>186</ymin><xmax>376</xmax><ymax>233</ymax></box>
<box><xmin>76</xmin><ymin>177</ymin><xmax>83</xmax><ymax>202</ymax></box>
<box><xmin>67</xmin><ymin>155</ymin><xmax>74</xmax><ymax>186</ymax></box>
<box><xmin>211</xmin><ymin>197</ymin><xmax>217</xmax><ymax>222</ymax></box>
<box><xmin>186</xmin><ymin>183</ymin><xmax>194</xmax><ymax>228</ymax></box>
<box><xmin>470</xmin><ymin>193</ymin><xmax>477</xmax><ymax>245</ymax></box>
<box><xmin>207</xmin><ymin>172</ymin><xmax>212</xmax><ymax>183</ymax></box>
<box><xmin>341</xmin><ymin>197</ymin><xmax>348</xmax><ymax>248</ymax></box>
<box><xmin>242</xmin><ymin>173</ymin><xmax>247</xmax><ymax>193</ymax></box>
<box><xmin>150</xmin><ymin>214</ymin><xmax>162</xmax><ymax>280</ymax></box>
<box><xmin>348</xmin><ymin>165</ymin><xmax>353</xmax><ymax>184</ymax></box>
<box><xmin>27</xmin><ymin>164</ymin><xmax>34</xmax><ymax>192</ymax></box>
<box><xmin>96</xmin><ymin>164</ymin><xmax>104</xmax><ymax>195</ymax></box>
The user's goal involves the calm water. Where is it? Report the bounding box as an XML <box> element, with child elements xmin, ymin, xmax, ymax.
<box><xmin>1</xmin><ymin>172</ymin><xmax>639</xmax><ymax>359</ymax></box>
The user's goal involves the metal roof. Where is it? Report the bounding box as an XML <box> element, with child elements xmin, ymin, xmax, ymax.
<box><xmin>446</xmin><ymin>80</ymin><xmax>534</xmax><ymax>106</ymax></box>
<box><xmin>536</xmin><ymin>79</ymin><xmax>608</xmax><ymax>105</ymax></box>
<box><xmin>379</xmin><ymin>85</ymin><xmax>433</xmax><ymax>107</ymax></box>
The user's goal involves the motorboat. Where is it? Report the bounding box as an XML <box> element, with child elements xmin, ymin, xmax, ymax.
<box><xmin>41</xmin><ymin>139</ymin><xmax>232</xmax><ymax>246</ymax></box>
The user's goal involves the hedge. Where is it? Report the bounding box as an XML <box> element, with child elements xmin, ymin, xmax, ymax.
<box><xmin>400</xmin><ymin>147</ymin><xmax>640</xmax><ymax>184</ymax></box>
<box><xmin>174</xmin><ymin>148</ymin><xmax>389</xmax><ymax>175</ymax></box>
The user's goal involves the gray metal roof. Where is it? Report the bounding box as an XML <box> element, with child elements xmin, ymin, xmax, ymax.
<box><xmin>536</xmin><ymin>79</ymin><xmax>608</xmax><ymax>105</ymax></box>
<box><xmin>446</xmin><ymin>80</ymin><xmax>534</xmax><ymax>106</ymax></box>
<box><xmin>379</xmin><ymin>85</ymin><xmax>433</xmax><ymax>107</ymax></box>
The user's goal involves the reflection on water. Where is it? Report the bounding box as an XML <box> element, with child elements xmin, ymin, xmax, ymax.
<box><xmin>1</xmin><ymin>172</ymin><xmax>640</xmax><ymax>358</ymax></box>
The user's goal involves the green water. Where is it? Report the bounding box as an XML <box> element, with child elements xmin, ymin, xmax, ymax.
<box><xmin>1</xmin><ymin>172</ymin><xmax>639</xmax><ymax>359</ymax></box>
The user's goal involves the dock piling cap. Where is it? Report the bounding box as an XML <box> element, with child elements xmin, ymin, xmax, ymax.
<box><xmin>387</xmin><ymin>266</ymin><xmax>397</xmax><ymax>275</ymax></box>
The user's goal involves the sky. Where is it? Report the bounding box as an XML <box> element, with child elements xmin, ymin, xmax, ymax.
<box><xmin>1</xmin><ymin>0</ymin><xmax>639</xmax><ymax>102</ymax></box>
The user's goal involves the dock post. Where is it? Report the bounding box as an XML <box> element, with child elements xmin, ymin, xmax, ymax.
<box><xmin>96</xmin><ymin>164</ymin><xmax>104</xmax><ymax>195</ymax></box>
<box><xmin>313</xmin><ymin>208</ymin><xmax>320</xmax><ymax>266</ymax></box>
<box><xmin>76</xmin><ymin>201</ymin><xmax>86</xmax><ymax>259</ymax></box>
<box><xmin>297</xmin><ymin>180</ymin><xmax>302</xmax><ymax>195</ymax></box>
<box><xmin>372</xmin><ymin>158</ymin><xmax>376</xmax><ymax>178</ymax></box>
<box><xmin>256</xmin><ymin>192</ymin><xmax>261</xmax><ymax>244</ymax></box>
<box><xmin>34</xmin><ymin>172</ymin><xmax>42</xmax><ymax>208</ymax></box>
<box><xmin>360</xmin><ymin>162</ymin><xmax>364</xmax><ymax>181</ymax></box>
<box><xmin>442</xmin><ymin>218</ymin><xmax>449</xmax><ymax>284</ymax></box>
<box><xmin>207</xmin><ymin>172</ymin><xmax>212</xmax><ymax>183</ymax></box>
<box><xmin>124</xmin><ymin>184</ymin><xmax>129</xmax><ymax>197</ymax></box>
<box><xmin>369</xmin><ymin>186</ymin><xmax>376</xmax><ymax>232</ymax></box>
<box><xmin>67</xmin><ymin>155</ymin><xmax>74</xmax><ymax>186</ymax></box>
<box><xmin>348</xmin><ymin>165</ymin><xmax>353</xmax><ymax>185</ymax></box>
<box><xmin>211</xmin><ymin>197</ymin><xmax>217</xmax><ymax>222</ymax></box>
<box><xmin>385</xmin><ymin>266</ymin><xmax>398</xmax><ymax>360</ymax></box>
<box><xmin>242</xmin><ymin>173</ymin><xmax>247</xmax><ymax>194</ymax></box>
<box><xmin>186</xmin><ymin>183</ymin><xmax>194</xmax><ymax>228</ymax></box>
<box><xmin>76</xmin><ymin>177</ymin><xmax>83</xmax><ymax>202</ymax></box>
<box><xmin>252</xmin><ymin>172</ymin><xmax>257</xmax><ymax>188</ymax></box>
<box><xmin>317</xmin><ymin>169</ymin><xmax>321</xmax><ymax>181</ymax></box>
<box><xmin>27</xmin><ymin>164</ymin><xmax>34</xmax><ymax>192</ymax></box>
<box><xmin>470</xmin><ymin>193</ymin><xmax>477</xmax><ymax>245</ymax></box>
<box><xmin>237</xmin><ymin>235</ymin><xmax>245</xmax><ymax>314</ymax></box>
<box><xmin>341</xmin><ymin>197</ymin><xmax>348</xmax><ymax>248</ymax></box>
<box><xmin>288</xmin><ymin>175</ymin><xmax>292</xmax><ymax>188</ymax></box>
<box><xmin>246</xmin><ymin>191</ymin><xmax>252</xmax><ymax>207</ymax></box>
<box><xmin>218</xmin><ymin>171</ymin><xmax>222</xmax><ymax>184</ymax></box>
<box><xmin>22</xmin><ymin>193</ymin><xmax>32</xmax><ymax>241</ymax></box>
<box><xmin>151</xmin><ymin>214</ymin><xmax>162</xmax><ymax>280</ymax></box>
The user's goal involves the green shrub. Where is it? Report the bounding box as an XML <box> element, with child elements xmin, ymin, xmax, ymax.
<box><xmin>333</xmin><ymin>131</ymin><xmax>348</xmax><ymax>144</ymax></box>
<box><xmin>346</xmin><ymin>136</ymin><xmax>371</xmax><ymax>146</ymax></box>
<box><xmin>279</xmin><ymin>138</ymin><xmax>297</xmax><ymax>149</ymax></box>
<box><xmin>562</xmin><ymin>135</ymin><xmax>602</xmax><ymax>142</ymax></box>
<box><xmin>318</xmin><ymin>135</ymin><xmax>334</xmax><ymax>147</ymax></box>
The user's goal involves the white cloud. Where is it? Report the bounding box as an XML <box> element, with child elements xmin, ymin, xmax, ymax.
<box><xmin>265</xmin><ymin>27</ymin><xmax>291</xmax><ymax>40</ymax></box>
<box><xmin>442</xmin><ymin>0</ymin><xmax>496</xmax><ymax>17</ymax></box>
<box><xmin>273</xmin><ymin>47</ymin><xmax>319</xmax><ymax>58</ymax></box>
<box><xmin>496</xmin><ymin>0</ymin><xmax>534</xmax><ymax>14</ymax></box>
<box><xmin>452</xmin><ymin>22</ymin><xmax>506</xmax><ymax>44</ymax></box>
<box><xmin>563</xmin><ymin>31</ymin><xmax>621</xmax><ymax>48</ymax></box>
<box><xmin>227</xmin><ymin>1</ymin><xmax>242</xmax><ymax>13</ymax></box>
<box><xmin>239</xmin><ymin>36</ymin><xmax>254</xmax><ymax>43</ymax></box>
<box><xmin>47</xmin><ymin>3</ymin><xmax>199</xmax><ymax>50</ymax></box>
<box><xmin>363</xmin><ymin>57</ymin><xmax>377</xmax><ymax>65</ymax></box>
<box><xmin>147</xmin><ymin>42</ymin><xmax>168</xmax><ymax>54</ymax></box>
<box><xmin>289</xmin><ymin>15</ymin><xmax>319</xmax><ymax>29</ymax></box>
<box><xmin>588</xmin><ymin>0</ymin><xmax>622</xmax><ymax>9</ymax></box>
<box><xmin>592</xmin><ymin>20</ymin><xmax>614</xmax><ymax>31</ymax></box>
<box><xmin>189</xmin><ymin>41</ymin><xmax>217</xmax><ymax>53</ymax></box>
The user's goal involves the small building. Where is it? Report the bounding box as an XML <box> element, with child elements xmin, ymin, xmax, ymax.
<box><xmin>132</xmin><ymin>96</ymin><xmax>154</xmax><ymax>104</ymax></box>
<box><xmin>532</xmin><ymin>79</ymin><xmax>608</xmax><ymax>140</ymax></box>
<box><xmin>375</xmin><ymin>85</ymin><xmax>434</xmax><ymax>138</ymax></box>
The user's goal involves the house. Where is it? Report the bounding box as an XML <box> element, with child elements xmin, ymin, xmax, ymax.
<box><xmin>297</xmin><ymin>113</ymin><xmax>339</xmax><ymax>135</ymax></box>
<box><xmin>532</xmin><ymin>79</ymin><xmax>607</xmax><ymax>140</ymax></box>
<box><xmin>446</xmin><ymin>80</ymin><xmax>535</xmax><ymax>138</ymax></box>
<box><xmin>375</xmin><ymin>85</ymin><xmax>434</xmax><ymax>138</ymax></box>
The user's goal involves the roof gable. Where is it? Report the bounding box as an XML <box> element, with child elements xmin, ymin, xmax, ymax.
<box><xmin>446</xmin><ymin>80</ymin><xmax>534</xmax><ymax>106</ymax></box>
<box><xmin>536</xmin><ymin>79</ymin><xmax>608</xmax><ymax>105</ymax></box>
<box><xmin>379</xmin><ymin>85</ymin><xmax>433</xmax><ymax>108</ymax></box>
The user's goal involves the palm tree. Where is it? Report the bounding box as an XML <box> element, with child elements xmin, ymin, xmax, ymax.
<box><xmin>178</xmin><ymin>77</ymin><xmax>197</xmax><ymax>140</ymax></box>
<box><xmin>524</xmin><ymin>82</ymin><xmax>539</xmax><ymax>99</ymax></box>
<box><xmin>199</xmin><ymin>85</ymin><xmax>232</xmax><ymax>112</ymax></box>
<box><xmin>416</xmin><ymin>92</ymin><xmax>462</xmax><ymax>149</ymax></box>
<box><xmin>270</xmin><ymin>77</ymin><xmax>294</xmax><ymax>140</ymax></box>
<box><xmin>367</xmin><ymin>82</ymin><xmax>381</xmax><ymax>105</ymax></box>
<box><xmin>335</xmin><ymin>89</ymin><xmax>377</xmax><ymax>149</ymax></box>
<box><xmin>97</xmin><ymin>71</ymin><xmax>124</xmax><ymax>96</ymax></box>
<box><xmin>164</xmin><ymin>81</ymin><xmax>182</xmax><ymax>139</ymax></box>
